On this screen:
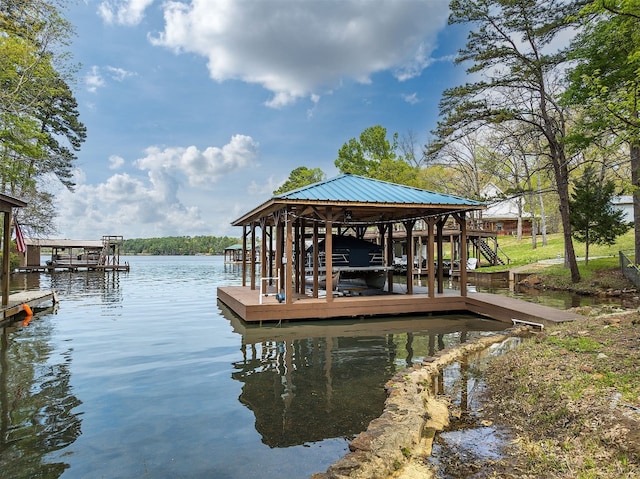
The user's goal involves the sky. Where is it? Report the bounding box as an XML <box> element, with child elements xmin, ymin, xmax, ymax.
<box><xmin>52</xmin><ymin>0</ymin><xmax>469</xmax><ymax>240</ymax></box>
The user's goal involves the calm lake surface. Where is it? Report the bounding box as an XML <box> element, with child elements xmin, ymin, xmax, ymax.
<box><xmin>1</xmin><ymin>256</ymin><xmax>514</xmax><ymax>478</ymax></box>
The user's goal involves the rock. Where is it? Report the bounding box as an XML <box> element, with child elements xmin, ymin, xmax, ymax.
<box><xmin>519</xmin><ymin>275</ymin><xmax>543</xmax><ymax>286</ymax></box>
<box><xmin>596</xmin><ymin>353</ymin><xmax>608</xmax><ymax>359</ymax></box>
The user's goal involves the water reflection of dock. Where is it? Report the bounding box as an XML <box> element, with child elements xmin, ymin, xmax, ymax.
<box><xmin>221</xmin><ymin>302</ymin><xmax>509</xmax><ymax>448</ymax></box>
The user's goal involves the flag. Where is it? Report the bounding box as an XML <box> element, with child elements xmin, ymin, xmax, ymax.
<box><xmin>14</xmin><ymin>218</ymin><xmax>26</xmax><ymax>253</ymax></box>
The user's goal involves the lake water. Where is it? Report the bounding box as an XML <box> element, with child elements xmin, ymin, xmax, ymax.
<box><xmin>0</xmin><ymin>256</ymin><xmax>510</xmax><ymax>479</ymax></box>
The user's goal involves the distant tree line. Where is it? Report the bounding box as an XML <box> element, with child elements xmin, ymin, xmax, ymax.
<box><xmin>123</xmin><ymin>236</ymin><xmax>240</xmax><ymax>256</ymax></box>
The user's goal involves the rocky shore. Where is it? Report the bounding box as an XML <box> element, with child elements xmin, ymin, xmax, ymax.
<box><xmin>311</xmin><ymin>326</ymin><xmax>533</xmax><ymax>479</ymax></box>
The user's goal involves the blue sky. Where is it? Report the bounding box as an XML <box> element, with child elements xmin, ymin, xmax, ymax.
<box><xmin>53</xmin><ymin>0</ymin><xmax>468</xmax><ymax>239</ymax></box>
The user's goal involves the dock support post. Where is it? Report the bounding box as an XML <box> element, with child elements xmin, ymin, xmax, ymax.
<box><xmin>2</xmin><ymin>210</ymin><xmax>11</xmax><ymax>306</ymax></box>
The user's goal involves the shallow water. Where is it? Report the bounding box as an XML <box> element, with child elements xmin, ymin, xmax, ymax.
<box><xmin>429</xmin><ymin>338</ymin><xmax>522</xmax><ymax>478</ymax></box>
<box><xmin>0</xmin><ymin>256</ymin><xmax>509</xmax><ymax>479</ymax></box>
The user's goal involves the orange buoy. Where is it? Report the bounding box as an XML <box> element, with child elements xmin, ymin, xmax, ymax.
<box><xmin>22</xmin><ymin>304</ymin><xmax>33</xmax><ymax>316</ymax></box>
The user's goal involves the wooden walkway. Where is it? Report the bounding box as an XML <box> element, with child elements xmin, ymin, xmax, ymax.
<box><xmin>217</xmin><ymin>286</ymin><xmax>583</xmax><ymax>325</ymax></box>
<box><xmin>1</xmin><ymin>290</ymin><xmax>58</xmax><ymax>323</ymax></box>
<box><xmin>17</xmin><ymin>264</ymin><xmax>130</xmax><ymax>272</ymax></box>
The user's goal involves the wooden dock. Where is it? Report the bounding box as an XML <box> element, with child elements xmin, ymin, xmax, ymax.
<box><xmin>17</xmin><ymin>263</ymin><xmax>130</xmax><ymax>272</ymax></box>
<box><xmin>1</xmin><ymin>290</ymin><xmax>58</xmax><ymax>323</ymax></box>
<box><xmin>217</xmin><ymin>286</ymin><xmax>583</xmax><ymax>326</ymax></box>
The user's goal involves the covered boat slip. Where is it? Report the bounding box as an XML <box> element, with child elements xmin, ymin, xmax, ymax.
<box><xmin>219</xmin><ymin>174</ymin><xmax>581</xmax><ymax>326</ymax></box>
<box><xmin>19</xmin><ymin>236</ymin><xmax>130</xmax><ymax>272</ymax></box>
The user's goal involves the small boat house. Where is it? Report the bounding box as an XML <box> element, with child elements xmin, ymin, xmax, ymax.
<box><xmin>19</xmin><ymin>235</ymin><xmax>129</xmax><ymax>272</ymax></box>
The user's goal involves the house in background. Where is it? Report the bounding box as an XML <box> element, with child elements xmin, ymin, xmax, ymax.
<box><xmin>612</xmin><ymin>195</ymin><xmax>634</xmax><ymax>223</ymax></box>
<box><xmin>480</xmin><ymin>183</ymin><xmax>533</xmax><ymax>236</ymax></box>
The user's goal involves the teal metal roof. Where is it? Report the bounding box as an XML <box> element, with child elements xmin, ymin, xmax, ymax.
<box><xmin>232</xmin><ymin>174</ymin><xmax>484</xmax><ymax>226</ymax></box>
<box><xmin>276</xmin><ymin>174</ymin><xmax>482</xmax><ymax>206</ymax></box>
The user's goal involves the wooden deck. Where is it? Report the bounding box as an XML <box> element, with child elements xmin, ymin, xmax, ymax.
<box><xmin>1</xmin><ymin>290</ymin><xmax>58</xmax><ymax>323</ymax></box>
<box><xmin>17</xmin><ymin>263</ymin><xmax>130</xmax><ymax>272</ymax></box>
<box><xmin>217</xmin><ymin>286</ymin><xmax>583</xmax><ymax>325</ymax></box>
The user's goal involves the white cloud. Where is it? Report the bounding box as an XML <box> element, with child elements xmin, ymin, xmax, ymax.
<box><xmin>84</xmin><ymin>66</ymin><xmax>105</xmax><ymax>92</ymax></box>
<box><xmin>149</xmin><ymin>0</ymin><xmax>450</xmax><ymax>107</ymax></box>
<box><xmin>135</xmin><ymin>135</ymin><xmax>259</xmax><ymax>188</ymax></box>
<box><xmin>106</xmin><ymin>66</ymin><xmax>136</xmax><ymax>81</ymax></box>
<box><xmin>109</xmin><ymin>155</ymin><xmax>125</xmax><ymax>169</ymax></box>
<box><xmin>84</xmin><ymin>65</ymin><xmax>135</xmax><ymax>92</ymax></box>
<box><xmin>98</xmin><ymin>0</ymin><xmax>155</xmax><ymax>26</ymax></box>
<box><xmin>53</xmin><ymin>135</ymin><xmax>260</xmax><ymax>238</ymax></box>
<box><xmin>402</xmin><ymin>92</ymin><xmax>421</xmax><ymax>105</ymax></box>
<box><xmin>248</xmin><ymin>176</ymin><xmax>281</xmax><ymax>196</ymax></box>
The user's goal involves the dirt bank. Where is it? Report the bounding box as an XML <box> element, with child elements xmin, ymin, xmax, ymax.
<box><xmin>477</xmin><ymin>309</ymin><xmax>640</xmax><ymax>478</ymax></box>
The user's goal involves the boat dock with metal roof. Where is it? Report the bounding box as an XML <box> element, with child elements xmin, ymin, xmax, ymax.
<box><xmin>218</xmin><ymin>174</ymin><xmax>581</xmax><ymax>326</ymax></box>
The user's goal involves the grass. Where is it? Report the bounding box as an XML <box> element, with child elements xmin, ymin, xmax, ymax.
<box><xmin>482</xmin><ymin>312</ymin><xmax>640</xmax><ymax>478</ymax></box>
<box><xmin>487</xmin><ymin>229</ymin><xmax>635</xmax><ymax>269</ymax></box>
<box><xmin>478</xmin><ymin>230</ymin><xmax>637</xmax><ymax>292</ymax></box>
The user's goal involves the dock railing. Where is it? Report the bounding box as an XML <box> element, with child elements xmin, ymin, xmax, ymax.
<box><xmin>259</xmin><ymin>276</ymin><xmax>280</xmax><ymax>304</ymax></box>
<box><xmin>619</xmin><ymin>251</ymin><xmax>640</xmax><ymax>288</ymax></box>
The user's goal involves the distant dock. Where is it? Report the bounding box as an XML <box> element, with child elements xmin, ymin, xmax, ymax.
<box><xmin>17</xmin><ymin>235</ymin><xmax>130</xmax><ymax>272</ymax></box>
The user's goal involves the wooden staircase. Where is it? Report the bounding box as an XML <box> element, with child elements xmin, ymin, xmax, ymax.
<box><xmin>472</xmin><ymin>237</ymin><xmax>509</xmax><ymax>266</ymax></box>
<box><xmin>99</xmin><ymin>235</ymin><xmax>124</xmax><ymax>266</ymax></box>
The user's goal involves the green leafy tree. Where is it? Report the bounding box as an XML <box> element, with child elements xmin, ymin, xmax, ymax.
<box><xmin>431</xmin><ymin>0</ymin><xmax>583</xmax><ymax>282</ymax></box>
<box><xmin>564</xmin><ymin>0</ymin><xmax>640</xmax><ymax>262</ymax></box>
<box><xmin>335</xmin><ymin>125</ymin><xmax>397</xmax><ymax>176</ymax></box>
<box><xmin>569</xmin><ymin>165</ymin><xmax>631</xmax><ymax>264</ymax></box>
<box><xmin>273</xmin><ymin>166</ymin><xmax>326</xmax><ymax>194</ymax></box>
<box><xmin>335</xmin><ymin>125</ymin><xmax>421</xmax><ymax>186</ymax></box>
<box><xmin>0</xmin><ymin>0</ymin><xmax>86</xmax><ymax>236</ymax></box>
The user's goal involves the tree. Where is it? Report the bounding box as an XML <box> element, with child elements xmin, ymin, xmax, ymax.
<box><xmin>564</xmin><ymin>0</ymin><xmax>640</xmax><ymax>262</ymax></box>
<box><xmin>426</xmin><ymin>132</ymin><xmax>491</xmax><ymax>200</ymax></box>
<box><xmin>0</xmin><ymin>0</ymin><xmax>86</xmax><ymax>235</ymax></box>
<box><xmin>430</xmin><ymin>0</ymin><xmax>583</xmax><ymax>282</ymax></box>
<box><xmin>569</xmin><ymin>165</ymin><xmax>631</xmax><ymax>264</ymax></box>
<box><xmin>335</xmin><ymin>125</ymin><xmax>422</xmax><ymax>186</ymax></box>
<box><xmin>273</xmin><ymin>166</ymin><xmax>326</xmax><ymax>194</ymax></box>
<box><xmin>335</xmin><ymin>125</ymin><xmax>397</xmax><ymax>176</ymax></box>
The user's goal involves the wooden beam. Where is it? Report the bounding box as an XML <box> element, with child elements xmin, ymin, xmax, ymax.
<box><xmin>456</xmin><ymin>212</ymin><xmax>468</xmax><ymax>296</ymax></box>
<box><xmin>387</xmin><ymin>224</ymin><xmax>394</xmax><ymax>293</ymax></box>
<box><xmin>2</xmin><ymin>211</ymin><xmax>11</xmax><ymax>306</ymax></box>
<box><xmin>325</xmin><ymin>207</ymin><xmax>333</xmax><ymax>302</ymax></box>
<box><xmin>285</xmin><ymin>212</ymin><xmax>293</xmax><ymax>304</ymax></box>
<box><xmin>437</xmin><ymin>217</ymin><xmax>445</xmax><ymax>294</ymax></box>
<box><xmin>427</xmin><ymin>218</ymin><xmax>436</xmax><ymax>298</ymax></box>
<box><xmin>241</xmin><ymin>225</ymin><xmax>247</xmax><ymax>287</ymax></box>
<box><xmin>313</xmin><ymin>222</ymin><xmax>319</xmax><ymax>298</ymax></box>
<box><xmin>250</xmin><ymin>222</ymin><xmax>256</xmax><ymax>290</ymax></box>
<box><xmin>260</xmin><ymin>217</ymin><xmax>267</xmax><ymax>282</ymax></box>
<box><xmin>403</xmin><ymin>220</ymin><xmax>416</xmax><ymax>295</ymax></box>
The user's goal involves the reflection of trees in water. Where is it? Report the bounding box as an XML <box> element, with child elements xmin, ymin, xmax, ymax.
<box><xmin>232</xmin><ymin>336</ymin><xmax>395</xmax><ymax>447</ymax></box>
<box><xmin>0</xmin><ymin>322</ymin><xmax>82</xmax><ymax>479</ymax></box>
